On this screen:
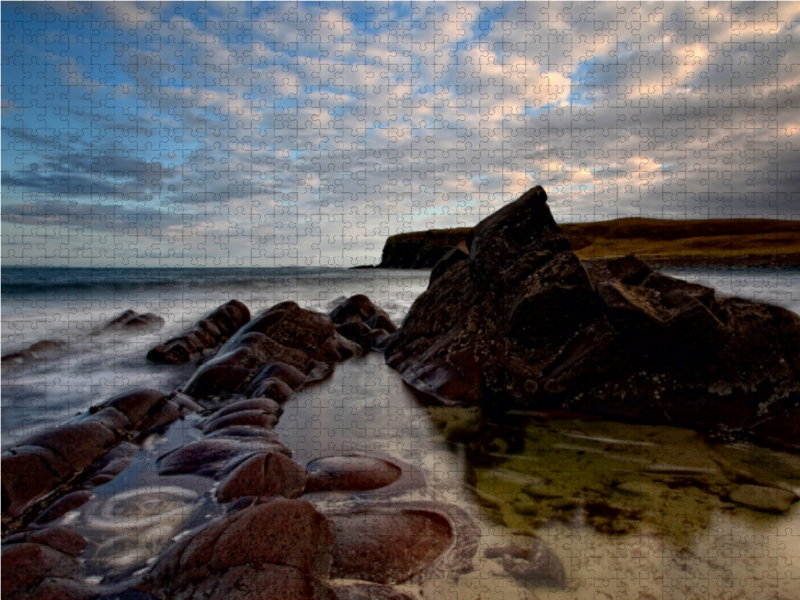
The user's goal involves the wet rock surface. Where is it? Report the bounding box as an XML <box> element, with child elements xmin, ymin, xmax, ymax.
<box><xmin>146</xmin><ymin>299</ymin><xmax>250</xmax><ymax>364</ymax></box>
<box><xmin>386</xmin><ymin>185</ymin><xmax>800</xmax><ymax>451</ymax></box>
<box><xmin>2</xmin><ymin>389</ymin><xmax>189</xmax><ymax>532</ymax></box>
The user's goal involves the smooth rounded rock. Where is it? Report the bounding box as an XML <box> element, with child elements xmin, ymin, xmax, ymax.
<box><xmin>201</xmin><ymin>409</ymin><xmax>279</xmax><ymax>435</ymax></box>
<box><xmin>156</xmin><ymin>438</ymin><xmax>291</xmax><ymax>478</ymax></box>
<box><xmin>329</xmin><ymin>509</ymin><xmax>453</xmax><ymax>584</ymax></box>
<box><xmin>215</xmin><ymin>452</ymin><xmax>307</xmax><ymax>503</ymax></box>
<box><xmin>305</xmin><ymin>456</ymin><xmax>402</xmax><ymax>494</ymax></box>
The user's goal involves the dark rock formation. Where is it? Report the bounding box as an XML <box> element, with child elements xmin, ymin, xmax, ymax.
<box><xmin>305</xmin><ymin>456</ymin><xmax>402</xmax><ymax>494</ymax></box>
<box><xmin>181</xmin><ymin>301</ymin><xmax>357</xmax><ymax>401</ymax></box>
<box><xmin>92</xmin><ymin>310</ymin><xmax>165</xmax><ymax>337</ymax></box>
<box><xmin>1</xmin><ymin>528</ymin><xmax>95</xmax><ymax>600</ymax></box>
<box><xmin>329</xmin><ymin>295</ymin><xmax>397</xmax><ymax>352</ymax></box>
<box><xmin>146</xmin><ymin>300</ymin><xmax>250</xmax><ymax>364</ymax></box>
<box><xmin>2</xmin><ymin>389</ymin><xmax>190</xmax><ymax>533</ymax></box>
<box><xmin>385</xmin><ymin>186</ymin><xmax>800</xmax><ymax>451</ymax></box>
<box><xmin>2</xmin><ymin>339</ymin><xmax>66</xmax><ymax>364</ymax></box>
<box><xmin>377</xmin><ymin>229</ymin><xmax>471</xmax><ymax>269</ymax></box>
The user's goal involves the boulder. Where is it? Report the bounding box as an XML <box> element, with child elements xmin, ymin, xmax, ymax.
<box><xmin>146</xmin><ymin>300</ymin><xmax>250</xmax><ymax>364</ymax></box>
<box><xmin>386</xmin><ymin>186</ymin><xmax>800</xmax><ymax>451</ymax></box>
<box><xmin>136</xmin><ymin>498</ymin><xmax>335</xmax><ymax>600</ymax></box>
<box><xmin>305</xmin><ymin>456</ymin><xmax>403</xmax><ymax>494</ymax></box>
<box><xmin>1</xmin><ymin>339</ymin><xmax>66</xmax><ymax>364</ymax></box>
<box><xmin>329</xmin><ymin>295</ymin><xmax>398</xmax><ymax>352</ymax></box>
<box><xmin>93</xmin><ymin>309</ymin><xmax>164</xmax><ymax>336</ymax></box>
<box><xmin>215</xmin><ymin>451</ymin><xmax>307</xmax><ymax>502</ymax></box>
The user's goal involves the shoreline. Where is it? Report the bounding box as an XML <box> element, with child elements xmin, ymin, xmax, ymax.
<box><xmin>353</xmin><ymin>253</ymin><xmax>800</xmax><ymax>270</ymax></box>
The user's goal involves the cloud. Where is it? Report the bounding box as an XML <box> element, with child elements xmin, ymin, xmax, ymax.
<box><xmin>3</xmin><ymin>1</ymin><xmax>800</xmax><ymax>267</ymax></box>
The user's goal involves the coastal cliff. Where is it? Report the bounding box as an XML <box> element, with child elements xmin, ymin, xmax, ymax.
<box><xmin>376</xmin><ymin>216</ymin><xmax>800</xmax><ymax>268</ymax></box>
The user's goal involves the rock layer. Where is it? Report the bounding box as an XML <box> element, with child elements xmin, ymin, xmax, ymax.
<box><xmin>386</xmin><ymin>185</ymin><xmax>800</xmax><ymax>451</ymax></box>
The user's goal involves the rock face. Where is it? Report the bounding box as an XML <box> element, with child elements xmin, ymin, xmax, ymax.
<box><xmin>385</xmin><ymin>186</ymin><xmax>800</xmax><ymax>451</ymax></box>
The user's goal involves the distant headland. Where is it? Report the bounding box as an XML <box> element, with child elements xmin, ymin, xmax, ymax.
<box><xmin>363</xmin><ymin>217</ymin><xmax>800</xmax><ymax>269</ymax></box>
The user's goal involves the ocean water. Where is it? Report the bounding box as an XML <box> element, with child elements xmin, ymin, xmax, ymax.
<box><xmin>3</xmin><ymin>265</ymin><xmax>800</xmax><ymax>599</ymax></box>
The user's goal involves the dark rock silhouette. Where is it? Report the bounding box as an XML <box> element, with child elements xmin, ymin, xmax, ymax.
<box><xmin>385</xmin><ymin>186</ymin><xmax>800</xmax><ymax>451</ymax></box>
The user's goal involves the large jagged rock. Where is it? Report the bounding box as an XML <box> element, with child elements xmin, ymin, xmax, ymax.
<box><xmin>386</xmin><ymin>186</ymin><xmax>800</xmax><ymax>451</ymax></box>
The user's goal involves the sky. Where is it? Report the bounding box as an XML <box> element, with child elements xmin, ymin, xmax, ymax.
<box><xmin>2</xmin><ymin>1</ymin><xmax>800</xmax><ymax>267</ymax></box>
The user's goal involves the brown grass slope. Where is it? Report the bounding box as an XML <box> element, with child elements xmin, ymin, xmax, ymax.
<box><xmin>380</xmin><ymin>218</ymin><xmax>800</xmax><ymax>267</ymax></box>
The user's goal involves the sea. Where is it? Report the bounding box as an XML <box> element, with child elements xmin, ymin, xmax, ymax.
<box><xmin>3</xmin><ymin>265</ymin><xmax>800</xmax><ymax>599</ymax></box>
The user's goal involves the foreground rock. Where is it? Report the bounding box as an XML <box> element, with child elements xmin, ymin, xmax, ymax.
<box><xmin>134</xmin><ymin>498</ymin><xmax>336</xmax><ymax>600</ymax></box>
<box><xmin>146</xmin><ymin>300</ymin><xmax>250</xmax><ymax>364</ymax></box>
<box><xmin>2</xmin><ymin>389</ymin><xmax>189</xmax><ymax>533</ymax></box>
<box><xmin>386</xmin><ymin>186</ymin><xmax>800</xmax><ymax>451</ymax></box>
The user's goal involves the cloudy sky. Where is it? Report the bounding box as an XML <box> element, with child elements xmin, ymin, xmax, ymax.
<box><xmin>3</xmin><ymin>1</ymin><xmax>800</xmax><ymax>267</ymax></box>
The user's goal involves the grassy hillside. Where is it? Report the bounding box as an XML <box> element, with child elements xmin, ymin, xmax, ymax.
<box><xmin>563</xmin><ymin>218</ymin><xmax>800</xmax><ymax>263</ymax></box>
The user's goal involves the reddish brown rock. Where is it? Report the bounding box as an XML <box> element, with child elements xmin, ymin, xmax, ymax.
<box><xmin>181</xmin><ymin>333</ymin><xmax>306</xmax><ymax>399</ymax></box>
<box><xmin>156</xmin><ymin>438</ymin><xmax>291</xmax><ymax>478</ymax></box>
<box><xmin>246</xmin><ymin>377</ymin><xmax>295</xmax><ymax>403</ymax></box>
<box><xmin>137</xmin><ymin>499</ymin><xmax>334</xmax><ymax>600</ymax></box>
<box><xmin>201</xmin><ymin>409</ymin><xmax>281</xmax><ymax>435</ymax></box>
<box><xmin>3</xmin><ymin>527</ymin><xmax>88</xmax><ymax>558</ymax></box>
<box><xmin>26</xmin><ymin>577</ymin><xmax>99</xmax><ymax>600</ymax></box>
<box><xmin>146</xmin><ymin>300</ymin><xmax>250</xmax><ymax>364</ymax></box>
<box><xmin>35</xmin><ymin>490</ymin><xmax>93</xmax><ymax>524</ymax></box>
<box><xmin>330</xmin><ymin>295</ymin><xmax>398</xmax><ymax>352</ymax></box>
<box><xmin>254</xmin><ymin>362</ymin><xmax>308</xmax><ymax>389</ymax></box>
<box><xmin>97</xmin><ymin>389</ymin><xmax>168</xmax><ymax>428</ymax></box>
<box><xmin>215</xmin><ymin>452</ymin><xmax>307</xmax><ymax>503</ymax></box>
<box><xmin>2</xmin><ymin>452</ymin><xmax>64</xmax><ymax>518</ymax></box>
<box><xmin>305</xmin><ymin>456</ymin><xmax>402</xmax><ymax>494</ymax></box>
<box><xmin>329</xmin><ymin>509</ymin><xmax>453</xmax><ymax>584</ymax></box>
<box><xmin>205</xmin><ymin>425</ymin><xmax>283</xmax><ymax>443</ymax></box>
<box><xmin>386</xmin><ymin>185</ymin><xmax>800</xmax><ymax>451</ymax></box>
<box><xmin>1</xmin><ymin>543</ymin><xmax>83</xmax><ymax>596</ymax></box>
<box><xmin>83</xmin><ymin>441</ymin><xmax>139</xmax><ymax>487</ymax></box>
<box><xmin>333</xmin><ymin>583</ymin><xmax>415</xmax><ymax>600</ymax></box>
